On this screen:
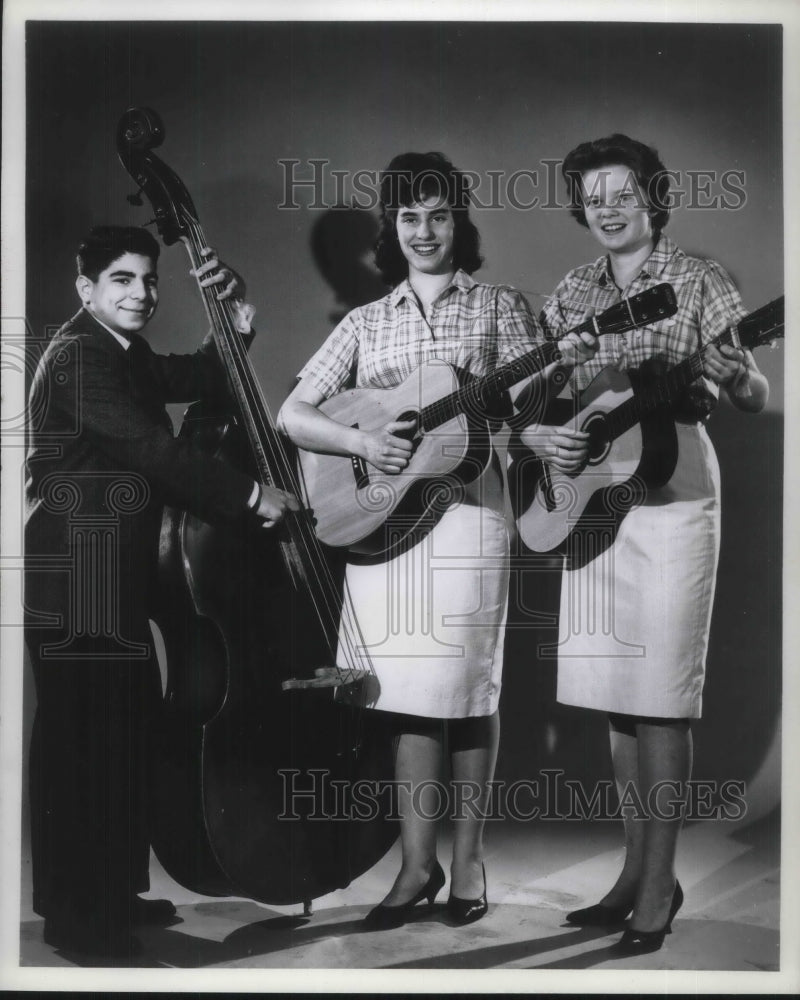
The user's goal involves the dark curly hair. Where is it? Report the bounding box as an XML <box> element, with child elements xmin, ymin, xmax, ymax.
<box><xmin>374</xmin><ymin>151</ymin><xmax>483</xmax><ymax>286</ymax></box>
<box><xmin>562</xmin><ymin>134</ymin><xmax>671</xmax><ymax>240</ymax></box>
<box><xmin>77</xmin><ymin>225</ymin><xmax>161</xmax><ymax>281</ymax></box>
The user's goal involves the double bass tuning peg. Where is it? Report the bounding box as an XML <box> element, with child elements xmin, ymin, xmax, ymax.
<box><xmin>127</xmin><ymin>187</ymin><xmax>158</xmax><ymax>229</ymax></box>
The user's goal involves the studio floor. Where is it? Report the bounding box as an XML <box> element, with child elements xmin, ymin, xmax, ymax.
<box><xmin>18</xmin><ymin>808</ymin><xmax>779</xmax><ymax>974</ymax></box>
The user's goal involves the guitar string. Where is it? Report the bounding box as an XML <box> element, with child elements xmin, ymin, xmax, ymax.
<box><xmin>523</xmin><ymin>298</ymin><xmax>783</xmax><ymax>548</ymax></box>
<box><xmin>199</xmin><ymin>261</ymin><xmax>370</xmax><ymax>685</ymax></box>
<box><xmin>186</xmin><ymin>262</ymin><xmax>753</xmax><ymax>679</ymax></box>
<box><xmin>198</xmin><ymin>256</ymin><xmax>371</xmax><ymax>685</ymax></box>
<box><xmin>416</xmin><ymin>289</ymin><xmax>668</xmax><ymax>434</ymax></box>
<box><xmin>420</xmin><ymin>341</ymin><xmax>562</xmax><ymax>432</ymax></box>
<box><xmin>185</xmin><ymin>217</ymin><xmax>372</xmax><ymax>685</ymax></box>
<box><xmin>602</xmin><ymin>299</ymin><xmax>782</xmax><ymax>441</ymax></box>
<box><xmin>604</xmin><ymin>337</ymin><xmax>728</xmax><ymax>440</ymax></box>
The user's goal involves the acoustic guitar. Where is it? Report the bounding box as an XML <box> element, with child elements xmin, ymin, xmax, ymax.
<box><xmin>508</xmin><ymin>296</ymin><xmax>783</xmax><ymax>556</ymax></box>
<box><xmin>296</xmin><ymin>282</ymin><xmax>677</xmax><ymax>558</ymax></box>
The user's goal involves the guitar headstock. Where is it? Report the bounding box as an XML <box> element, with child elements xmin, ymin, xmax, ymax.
<box><xmin>629</xmin><ymin>282</ymin><xmax>679</xmax><ymax>325</ymax></box>
<box><xmin>593</xmin><ymin>283</ymin><xmax>678</xmax><ymax>336</ymax></box>
<box><xmin>737</xmin><ymin>296</ymin><xmax>784</xmax><ymax>350</ymax></box>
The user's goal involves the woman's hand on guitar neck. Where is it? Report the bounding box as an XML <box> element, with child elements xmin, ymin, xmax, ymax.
<box><xmin>535</xmin><ymin>329</ymin><xmax>599</xmax><ymax>395</ymax></box>
<box><xmin>557</xmin><ymin>328</ymin><xmax>599</xmax><ymax>368</ymax></box>
<box><xmin>357</xmin><ymin>419</ymin><xmax>416</xmax><ymax>474</ymax></box>
<box><xmin>520</xmin><ymin>424</ymin><xmax>591</xmax><ymax>475</ymax></box>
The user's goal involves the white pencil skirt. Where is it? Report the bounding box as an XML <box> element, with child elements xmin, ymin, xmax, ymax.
<box><xmin>556</xmin><ymin>422</ymin><xmax>721</xmax><ymax>719</ymax></box>
<box><xmin>337</xmin><ymin>470</ymin><xmax>510</xmax><ymax>719</ymax></box>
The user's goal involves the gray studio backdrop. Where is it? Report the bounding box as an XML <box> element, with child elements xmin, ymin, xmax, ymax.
<box><xmin>23</xmin><ymin>21</ymin><xmax>783</xmax><ymax>837</ymax></box>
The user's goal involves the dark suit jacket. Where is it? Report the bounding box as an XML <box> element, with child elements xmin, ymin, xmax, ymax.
<box><xmin>25</xmin><ymin>308</ymin><xmax>257</xmax><ymax>647</ymax></box>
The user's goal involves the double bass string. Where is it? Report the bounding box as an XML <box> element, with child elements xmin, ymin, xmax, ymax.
<box><xmin>184</xmin><ymin>219</ymin><xmax>374</xmax><ymax>687</ymax></box>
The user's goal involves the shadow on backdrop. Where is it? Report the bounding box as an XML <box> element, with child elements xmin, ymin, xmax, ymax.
<box><xmin>310</xmin><ymin>206</ymin><xmax>387</xmax><ymax>325</ymax></box>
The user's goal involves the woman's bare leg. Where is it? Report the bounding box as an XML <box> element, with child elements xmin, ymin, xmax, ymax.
<box><xmin>449</xmin><ymin>711</ymin><xmax>499</xmax><ymax>898</ymax></box>
<box><xmin>629</xmin><ymin>717</ymin><xmax>691</xmax><ymax>931</ymax></box>
<box><xmin>378</xmin><ymin>719</ymin><xmax>445</xmax><ymax>906</ymax></box>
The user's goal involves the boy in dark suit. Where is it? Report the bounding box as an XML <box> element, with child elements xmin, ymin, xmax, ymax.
<box><xmin>24</xmin><ymin>225</ymin><xmax>297</xmax><ymax>960</ymax></box>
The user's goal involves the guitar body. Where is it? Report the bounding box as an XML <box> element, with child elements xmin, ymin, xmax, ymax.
<box><xmin>297</xmin><ymin>284</ymin><xmax>683</xmax><ymax>557</ymax></box>
<box><xmin>297</xmin><ymin>359</ymin><xmax>492</xmax><ymax>556</ymax></box>
<box><xmin>509</xmin><ymin>294</ymin><xmax>784</xmax><ymax>557</ymax></box>
<box><xmin>509</xmin><ymin>367</ymin><xmax>677</xmax><ymax>555</ymax></box>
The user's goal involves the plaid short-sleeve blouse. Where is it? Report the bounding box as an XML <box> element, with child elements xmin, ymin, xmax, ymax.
<box><xmin>540</xmin><ymin>235</ymin><xmax>748</xmax><ymax>402</ymax></box>
<box><xmin>298</xmin><ymin>269</ymin><xmax>541</xmax><ymax>396</ymax></box>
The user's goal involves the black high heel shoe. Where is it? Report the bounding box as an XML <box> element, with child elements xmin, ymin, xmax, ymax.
<box><xmin>613</xmin><ymin>881</ymin><xmax>684</xmax><ymax>956</ymax></box>
<box><xmin>565</xmin><ymin>900</ymin><xmax>633</xmax><ymax>927</ymax></box>
<box><xmin>364</xmin><ymin>861</ymin><xmax>446</xmax><ymax>931</ymax></box>
<box><xmin>447</xmin><ymin>864</ymin><xmax>488</xmax><ymax>925</ymax></box>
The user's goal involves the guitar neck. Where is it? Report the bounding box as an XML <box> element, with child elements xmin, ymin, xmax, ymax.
<box><xmin>604</xmin><ymin>335</ymin><xmax>728</xmax><ymax>440</ymax></box>
<box><xmin>417</xmin><ymin>296</ymin><xmax>660</xmax><ymax>433</ymax></box>
<box><xmin>419</xmin><ymin>339</ymin><xmax>564</xmax><ymax>432</ymax></box>
<box><xmin>603</xmin><ymin>297</ymin><xmax>783</xmax><ymax>441</ymax></box>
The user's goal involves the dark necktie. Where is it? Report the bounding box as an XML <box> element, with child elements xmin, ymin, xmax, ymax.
<box><xmin>126</xmin><ymin>333</ymin><xmax>152</xmax><ymax>378</ymax></box>
<box><xmin>125</xmin><ymin>334</ymin><xmax>173</xmax><ymax>431</ymax></box>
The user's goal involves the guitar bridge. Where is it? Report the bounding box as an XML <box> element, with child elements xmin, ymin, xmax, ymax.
<box><xmin>349</xmin><ymin>422</ymin><xmax>370</xmax><ymax>488</ymax></box>
<box><xmin>351</xmin><ymin>454</ymin><xmax>369</xmax><ymax>489</ymax></box>
<box><xmin>281</xmin><ymin>667</ymin><xmax>375</xmax><ymax>706</ymax></box>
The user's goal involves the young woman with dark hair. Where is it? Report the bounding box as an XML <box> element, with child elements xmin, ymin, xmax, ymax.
<box><xmin>280</xmin><ymin>151</ymin><xmax>596</xmax><ymax>929</ymax></box>
<box><xmin>373</xmin><ymin>151</ymin><xmax>484</xmax><ymax>284</ymax></box>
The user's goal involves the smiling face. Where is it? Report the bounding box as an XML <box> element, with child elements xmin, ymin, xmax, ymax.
<box><xmin>581</xmin><ymin>164</ymin><xmax>654</xmax><ymax>257</ymax></box>
<box><xmin>395</xmin><ymin>195</ymin><xmax>456</xmax><ymax>278</ymax></box>
<box><xmin>76</xmin><ymin>252</ymin><xmax>159</xmax><ymax>336</ymax></box>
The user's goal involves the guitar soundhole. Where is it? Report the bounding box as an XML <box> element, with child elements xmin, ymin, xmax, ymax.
<box><xmin>395</xmin><ymin>410</ymin><xmax>419</xmax><ymax>438</ymax></box>
<box><xmin>583</xmin><ymin>413</ymin><xmax>611</xmax><ymax>465</ymax></box>
<box><xmin>396</xmin><ymin>410</ymin><xmax>422</xmax><ymax>444</ymax></box>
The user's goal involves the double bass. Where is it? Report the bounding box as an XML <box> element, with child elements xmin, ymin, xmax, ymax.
<box><xmin>116</xmin><ymin>107</ymin><xmax>397</xmax><ymax>907</ymax></box>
